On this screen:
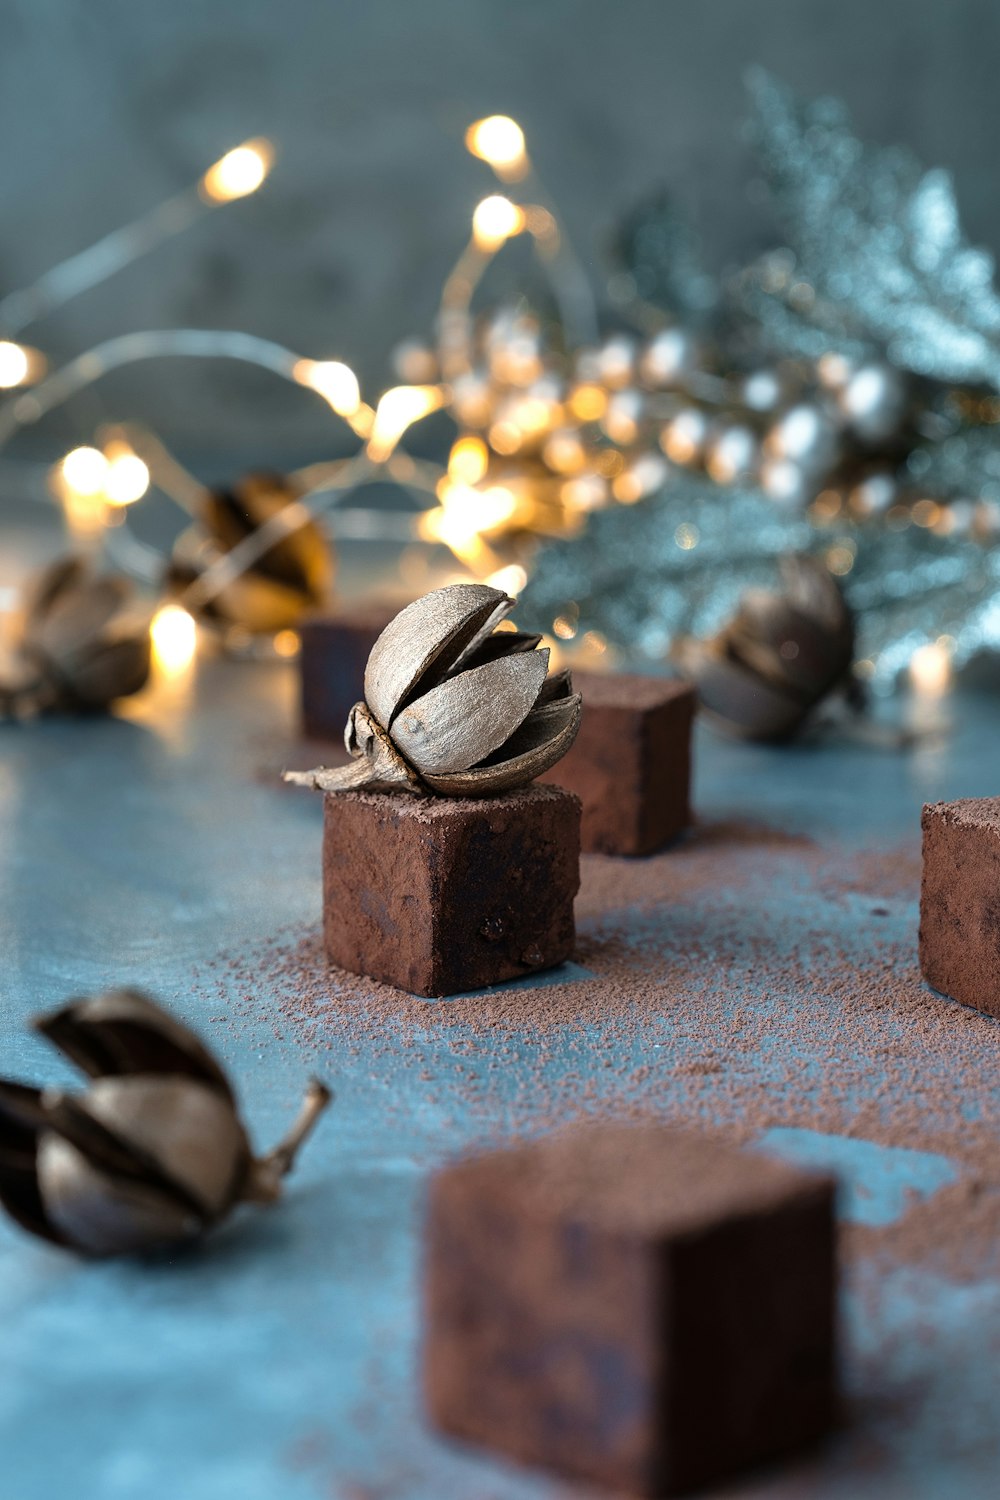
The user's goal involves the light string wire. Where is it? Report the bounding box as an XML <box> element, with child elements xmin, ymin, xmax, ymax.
<box><xmin>0</xmin><ymin>141</ymin><xmax>274</xmax><ymax>339</ymax></box>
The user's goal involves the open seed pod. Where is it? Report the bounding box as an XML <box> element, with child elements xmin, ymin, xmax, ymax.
<box><xmin>285</xmin><ymin>583</ymin><xmax>582</xmax><ymax>797</ymax></box>
<box><xmin>0</xmin><ymin>556</ymin><xmax>151</xmax><ymax>720</ymax></box>
<box><xmin>673</xmin><ymin>553</ymin><xmax>857</xmax><ymax>741</ymax></box>
<box><xmin>0</xmin><ymin>989</ymin><xmax>329</xmax><ymax>1257</ymax></box>
<box><xmin>167</xmin><ymin>472</ymin><xmax>334</xmax><ymax>633</ymax></box>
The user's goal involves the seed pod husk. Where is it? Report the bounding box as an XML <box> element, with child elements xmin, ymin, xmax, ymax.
<box><xmin>0</xmin><ymin>556</ymin><xmax>151</xmax><ymax>720</ymax></box>
<box><xmin>166</xmin><ymin>472</ymin><xmax>334</xmax><ymax>633</ymax></box>
<box><xmin>284</xmin><ymin>583</ymin><xmax>582</xmax><ymax>798</ymax></box>
<box><xmin>0</xmin><ymin>990</ymin><xmax>330</xmax><ymax>1257</ymax></box>
<box><xmin>674</xmin><ymin>553</ymin><xmax>857</xmax><ymax>741</ymax></box>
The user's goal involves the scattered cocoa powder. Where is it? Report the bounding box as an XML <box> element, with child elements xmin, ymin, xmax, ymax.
<box><xmin>194</xmin><ymin>816</ymin><xmax>1000</xmax><ymax>1284</ymax></box>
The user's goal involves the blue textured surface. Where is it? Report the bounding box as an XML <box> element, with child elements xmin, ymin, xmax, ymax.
<box><xmin>2</xmin><ymin>661</ymin><xmax>1000</xmax><ymax>1499</ymax></box>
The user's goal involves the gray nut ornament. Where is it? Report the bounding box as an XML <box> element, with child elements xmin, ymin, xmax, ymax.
<box><xmin>284</xmin><ymin>583</ymin><xmax>582</xmax><ymax>797</ymax></box>
<box><xmin>0</xmin><ymin>990</ymin><xmax>330</xmax><ymax>1257</ymax></box>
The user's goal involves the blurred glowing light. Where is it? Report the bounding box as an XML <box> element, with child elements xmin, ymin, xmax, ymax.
<box><xmin>910</xmin><ymin>640</ymin><xmax>953</xmax><ymax>697</ymax></box>
<box><xmin>201</xmin><ymin>140</ymin><xmax>273</xmax><ymax>202</ymax></box>
<box><xmin>150</xmin><ymin>605</ymin><xmax>197</xmax><ymax>677</ymax></box>
<box><xmin>273</xmin><ymin>629</ymin><xmax>300</xmax><ymax>658</ymax></box>
<box><xmin>61</xmin><ymin>446</ymin><xmax>108</xmax><ymax>496</ymax></box>
<box><xmin>0</xmin><ymin>341</ymin><xmax>42</xmax><ymax>388</ymax></box>
<box><xmin>448</xmin><ymin>435</ymin><xmax>490</xmax><ymax>486</ymax></box>
<box><xmin>486</xmin><ymin>563</ymin><xmax>528</xmax><ymax>596</ymax></box>
<box><xmin>568</xmin><ymin>383</ymin><xmax>608</xmax><ymax>422</ymax></box>
<box><xmin>472</xmin><ymin>195</ymin><xmax>525</xmax><ymax>251</ymax></box>
<box><xmin>103</xmin><ymin>449</ymin><xmax>150</xmax><ymax>507</ymax></box>
<box><xmin>465</xmin><ymin>116</ymin><xmax>527</xmax><ymax>178</ymax></box>
<box><xmin>367</xmin><ymin>385</ymin><xmax>444</xmax><ymax>462</ymax></box>
<box><xmin>295</xmin><ymin>358</ymin><xmax>362</xmax><ymax>418</ymax></box>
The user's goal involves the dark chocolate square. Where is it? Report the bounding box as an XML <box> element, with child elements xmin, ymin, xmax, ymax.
<box><xmin>323</xmin><ymin>785</ymin><xmax>580</xmax><ymax>997</ymax></box>
<box><xmin>424</xmin><ymin>1125</ymin><xmax>836</xmax><ymax>1494</ymax></box>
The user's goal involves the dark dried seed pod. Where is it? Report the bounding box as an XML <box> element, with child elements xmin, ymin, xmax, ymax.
<box><xmin>0</xmin><ymin>556</ymin><xmax>151</xmax><ymax>719</ymax></box>
<box><xmin>0</xmin><ymin>991</ymin><xmax>329</xmax><ymax>1257</ymax></box>
<box><xmin>166</xmin><ymin>472</ymin><xmax>335</xmax><ymax>633</ymax></box>
<box><xmin>674</xmin><ymin>553</ymin><xmax>857</xmax><ymax>742</ymax></box>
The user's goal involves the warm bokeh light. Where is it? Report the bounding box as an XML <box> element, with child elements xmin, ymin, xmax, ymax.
<box><xmin>465</xmin><ymin>116</ymin><xmax>528</xmax><ymax>179</ymax></box>
<box><xmin>200</xmin><ymin>139</ymin><xmax>274</xmax><ymax>202</ymax></box>
<box><xmin>910</xmin><ymin>639</ymin><xmax>953</xmax><ymax>696</ymax></box>
<box><xmin>0</xmin><ymin>340</ymin><xmax>43</xmax><ymax>388</ymax></box>
<box><xmin>61</xmin><ymin>446</ymin><xmax>108</xmax><ymax>496</ymax></box>
<box><xmin>150</xmin><ymin>604</ymin><xmax>197</xmax><ymax>677</ymax></box>
<box><xmin>472</xmin><ymin>195</ymin><xmax>525</xmax><ymax>251</ymax></box>
<box><xmin>295</xmin><ymin>358</ymin><xmax>362</xmax><ymax>418</ymax></box>
<box><xmin>448</xmin><ymin>435</ymin><xmax>490</xmax><ymax>486</ymax></box>
<box><xmin>568</xmin><ymin>383</ymin><xmax>608</xmax><ymax>422</ymax></box>
<box><xmin>273</xmin><ymin>629</ymin><xmax>300</xmax><ymax>658</ymax></box>
<box><xmin>485</xmin><ymin>563</ymin><xmax>529</xmax><ymax>596</ymax></box>
<box><xmin>103</xmin><ymin>448</ymin><xmax>150</xmax><ymax>507</ymax></box>
<box><xmin>367</xmin><ymin>385</ymin><xmax>445</xmax><ymax>462</ymax></box>
<box><xmin>420</xmin><ymin>481</ymin><xmax>517</xmax><ymax>564</ymax></box>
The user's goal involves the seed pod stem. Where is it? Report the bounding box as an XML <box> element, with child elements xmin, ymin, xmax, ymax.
<box><xmin>243</xmin><ymin>1079</ymin><xmax>332</xmax><ymax>1203</ymax></box>
<box><xmin>283</xmin><ymin>702</ymin><xmax>422</xmax><ymax>794</ymax></box>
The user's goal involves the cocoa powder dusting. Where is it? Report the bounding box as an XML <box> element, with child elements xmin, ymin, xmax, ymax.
<box><xmin>194</xmin><ymin>816</ymin><xmax>1000</xmax><ymax>1284</ymax></box>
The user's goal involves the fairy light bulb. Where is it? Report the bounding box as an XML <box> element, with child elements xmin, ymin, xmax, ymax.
<box><xmin>367</xmin><ymin>385</ymin><xmax>444</xmax><ymax>462</ymax></box>
<box><xmin>0</xmin><ymin>340</ymin><xmax>43</xmax><ymax>388</ymax></box>
<box><xmin>102</xmin><ymin>446</ymin><xmax>150</xmax><ymax>507</ymax></box>
<box><xmin>448</xmin><ymin>435</ymin><xmax>490</xmax><ymax>486</ymax></box>
<box><xmin>200</xmin><ymin>140</ymin><xmax>274</xmax><ymax>203</ymax></box>
<box><xmin>60</xmin><ymin>446</ymin><xmax>109</xmax><ymax>496</ymax></box>
<box><xmin>150</xmin><ymin>604</ymin><xmax>198</xmax><ymax>677</ymax></box>
<box><xmin>472</xmin><ymin>195</ymin><xmax>525</xmax><ymax>251</ymax></box>
<box><xmin>465</xmin><ymin>116</ymin><xmax>528</xmax><ymax>180</ymax></box>
<box><xmin>294</xmin><ymin>358</ymin><xmax>361</xmax><ymax>418</ymax></box>
<box><xmin>910</xmin><ymin>639</ymin><xmax>953</xmax><ymax>697</ymax></box>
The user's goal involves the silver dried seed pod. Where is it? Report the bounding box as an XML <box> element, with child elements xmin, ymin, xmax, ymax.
<box><xmin>285</xmin><ymin>583</ymin><xmax>582</xmax><ymax>798</ymax></box>
<box><xmin>0</xmin><ymin>989</ymin><xmax>329</xmax><ymax>1257</ymax></box>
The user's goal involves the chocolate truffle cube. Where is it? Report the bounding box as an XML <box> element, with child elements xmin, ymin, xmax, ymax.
<box><xmin>299</xmin><ymin>606</ymin><xmax>397</xmax><ymax>741</ymax></box>
<box><xmin>424</xmin><ymin>1125</ymin><xmax>836</xmax><ymax>1495</ymax></box>
<box><xmin>920</xmin><ymin>797</ymin><xmax>1000</xmax><ymax>1016</ymax></box>
<box><xmin>542</xmin><ymin>672</ymin><xmax>695</xmax><ymax>856</ymax></box>
<box><xmin>323</xmin><ymin>785</ymin><xmax>580</xmax><ymax>997</ymax></box>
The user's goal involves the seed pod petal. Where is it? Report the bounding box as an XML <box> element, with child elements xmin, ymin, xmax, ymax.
<box><xmin>0</xmin><ymin>1081</ymin><xmax>64</xmax><ymax>1245</ymax></box>
<box><xmin>365</xmin><ymin>584</ymin><xmax>512</xmax><ymax>727</ymax></box>
<box><xmin>60</xmin><ymin>634</ymin><xmax>152</xmax><ymax>708</ymax></box>
<box><xmin>81</xmin><ymin>1076</ymin><xmax>249</xmax><ymax>1219</ymax></box>
<box><xmin>37</xmin><ymin>1133</ymin><xmax>203</xmax><ymax>1256</ymax></box>
<box><xmin>27</xmin><ymin>576</ymin><xmax>130</xmax><ymax>661</ymax></box>
<box><xmin>423</xmin><ymin>692</ymin><xmax>582</xmax><ymax>796</ymax></box>
<box><xmin>392</xmin><ymin>650</ymin><xmax>548</xmax><ymax>775</ymax></box>
<box><xmin>35</xmin><ymin>989</ymin><xmax>234</xmax><ymax>1097</ymax></box>
<box><xmin>677</xmin><ymin>638</ymin><xmax>804</xmax><ymax>740</ymax></box>
<box><xmin>21</xmin><ymin>556</ymin><xmax>86</xmax><ymax>624</ymax></box>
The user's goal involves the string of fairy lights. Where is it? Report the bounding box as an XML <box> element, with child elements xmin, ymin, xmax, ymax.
<box><xmin>0</xmin><ymin>116</ymin><xmax>975</xmax><ymax>695</ymax></box>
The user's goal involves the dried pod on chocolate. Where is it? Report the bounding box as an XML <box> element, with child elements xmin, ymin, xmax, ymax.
<box><xmin>0</xmin><ymin>556</ymin><xmax>151</xmax><ymax>720</ymax></box>
<box><xmin>674</xmin><ymin>553</ymin><xmax>856</xmax><ymax>741</ymax></box>
<box><xmin>0</xmin><ymin>989</ymin><xmax>329</xmax><ymax>1257</ymax></box>
<box><xmin>285</xmin><ymin>583</ymin><xmax>581</xmax><ymax>797</ymax></box>
<box><xmin>167</xmin><ymin>472</ymin><xmax>334</xmax><ymax>633</ymax></box>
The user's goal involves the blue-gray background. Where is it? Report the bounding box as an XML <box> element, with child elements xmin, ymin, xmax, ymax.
<box><xmin>1</xmin><ymin>0</ymin><xmax>998</xmax><ymax>461</ymax></box>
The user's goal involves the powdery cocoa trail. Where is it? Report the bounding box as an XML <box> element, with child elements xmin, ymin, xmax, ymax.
<box><xmin>197</xmin><ymin>818</ymin><xmax>1000</xmax><ymax>1283</ymax></box>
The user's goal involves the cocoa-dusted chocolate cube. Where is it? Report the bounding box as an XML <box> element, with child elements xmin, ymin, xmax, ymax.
<box><xmin>323</xmin><ymin>785</ymin><xmax>580</xmax><ymax>997</ymax></box>
<box><xmin>424</xmin><ymin>1125</ymin><xmax>837</xmax><ymax>1495</ymax></box>
<box><xmin>542</xmin><ymin>671</ymin><xmax>695</xmax><ymax>855</ymax></box>
<box><xmin>299</xmin><ymin>606</ymin><xmax>396</xmax><ymax>740</ymax></box>
<box><xmin>920</xmin><ymin>797</ymin><xmax>1000</xmax><ymax>1016</ymax></box>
